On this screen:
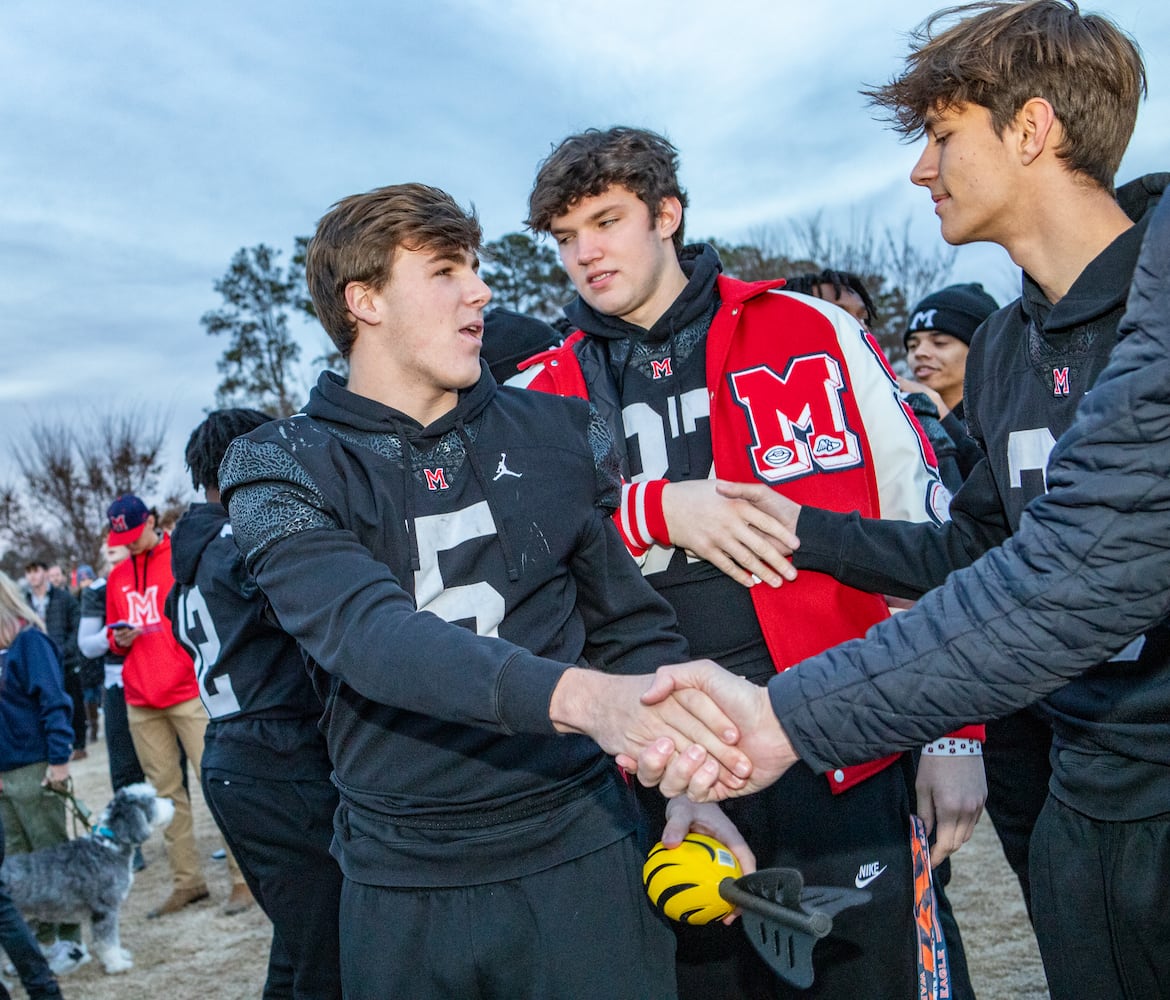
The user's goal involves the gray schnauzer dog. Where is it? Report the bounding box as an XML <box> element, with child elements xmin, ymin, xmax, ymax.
<box><xmin>0</xmin><ymin>783</ymin><xmax>174</xmax><ymax>974</ymax></box>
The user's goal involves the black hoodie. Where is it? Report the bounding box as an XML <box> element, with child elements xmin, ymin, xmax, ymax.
<box><xmin>795</xmin><ymin>174</ymin><xmax>1168</xmax><ymax>597</ymax></box>
<box><xmin>561</xmin><ymin>244</ymin><xmax>775</xmax><ymax>682</ymax></box>
<box><xmin>168</xmin><ymin>500</ymin><xmax>330</xmax><ymax>779</ymax></box>
<box><xmin>219</xmin><ymin>365</ymin><xmax>688</xmax><ymax>886</ymax></box>
<box><xmin>782</xmin><ymin>173</ymin><xmax>1170</xmax><ymax>820</ymax></box>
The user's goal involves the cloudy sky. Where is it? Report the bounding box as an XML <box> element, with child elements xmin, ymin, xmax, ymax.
<box><xmin>3</xmin><ymin>0</ymin><xmax>1169</xmax><ymax>497</ymax></box>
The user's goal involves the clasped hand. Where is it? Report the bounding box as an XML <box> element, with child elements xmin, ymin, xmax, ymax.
<box><xmin>552</xmin><ymin>658</ymin><xmax>799</xmax><ymax>801</ymax></box>
<box><xmin>661</xmin><ymin>479</ymin><xmax>801</xmax><ymax>589</ymax></box>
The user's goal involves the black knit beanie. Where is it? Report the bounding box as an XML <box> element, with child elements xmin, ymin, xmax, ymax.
<box><xmin>904</xmin><ymin>283</ymin><xmax>999</xmax><ymax>348</ymax></box>
<box><xmin>480</xmin><ymin>307</ymin><xmax>561</xmax><ymax>384</ymax></box>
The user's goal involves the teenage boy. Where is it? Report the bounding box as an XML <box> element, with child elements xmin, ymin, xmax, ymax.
<box><xmin>217</xmin><ymin>182</ymin><xmax>745</xmax><ymax>1000</ymax></box>
<box><xmin>105</xmin><ymin>495</ymin><xmax>248</xmax><ymax>917</ymax></box>
<box><xmin>902</xmin><ymin>283</ymin><xmax>996</xmax><ymax>490</ymax></box>
<box><xmin>521</xmin><ymin>126</ymin><xmax>983</xmax><ymax>998</ymax></box>
<box><xmin>710</xmin><ymin>0</ymin><xmax>1162</xmax><ymax>926</ymax></box>
<box><xmin>635</xmin><ymin>3</ymin><xmax>1169</xmax><ymax>997</ymax></box>
<box><xmin>170</xmin><ymin>409</ymin><xmax>336</xmax><ymax>998</ymax></box>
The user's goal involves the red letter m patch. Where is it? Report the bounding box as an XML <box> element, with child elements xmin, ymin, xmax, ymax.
<box><xmin>728</xmin><ymin>355</ymin><xmax>862</xmax><ymax>484</ymax></box>
<box><xmin>424</xmin><ymin>468</ymin><xmax>449</xmax><ymax>491</ymax></box>
<box><xmin>1052</xmin><ymin>367</ymin><xmax>1070</xmax><ymax>397</ymax></box>
<box><xmin>650</xmin><ymin>358</ymin><xmax>673</xmax><ymax>380</ymax></box>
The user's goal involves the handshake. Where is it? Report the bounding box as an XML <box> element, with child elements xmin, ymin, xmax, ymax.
<box><xmin>550</xmin><ymin>659</ymin><xmax>799</xmax><ymax>801</ymax></box>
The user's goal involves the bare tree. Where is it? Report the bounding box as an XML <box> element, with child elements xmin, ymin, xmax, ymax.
<box><xmin>717</xmin><ymin>214</ymin><xmax>957</xmax><ymax>369</ymax></box>
<box><xmin>877</xmin><ymin>221</ymin><xmax>960</xmax><ymax>347</ymax></box>
<box><xmin>704</xmin><ymin>237</ymin><xmax>814</xmax><ymax>284</ymax></box>
<box><xmin>1</xmin><ymin>404</ymin><xmax>176</xmax><ymax>571</ymax></box>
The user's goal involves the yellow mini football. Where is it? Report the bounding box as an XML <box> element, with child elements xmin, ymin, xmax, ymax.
<box><xmin>643</xmin><ymin>833</ymin><xmax>743</xmax><ymax>924</ymax></box>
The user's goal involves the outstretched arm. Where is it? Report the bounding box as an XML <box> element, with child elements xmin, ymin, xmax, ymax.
<box><xmin>622</xmin><ymin>661</ymin><xmax>800</xmax><ymax>801</ymax></box>
<box><xmin>766</xmin><ymin>194</ymin><xmax>1170</xmax><ymax>767</ymax></box>
<box><xmin>549</xmin><ymin>663</ymin><xmax>753</xmax><ymax>792</ymax></box>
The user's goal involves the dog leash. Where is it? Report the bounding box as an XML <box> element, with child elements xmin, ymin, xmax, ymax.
<box><xmin>45</xmin><ymin>778</ymin><xmax>94</xmax><ymax>836</ymax></box>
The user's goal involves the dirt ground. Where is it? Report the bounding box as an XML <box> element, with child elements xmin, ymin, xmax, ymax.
<box><xmin>14</xmin><ymin>737</ymin><xmax>1049</xmax><ymax>1000</ymax></box>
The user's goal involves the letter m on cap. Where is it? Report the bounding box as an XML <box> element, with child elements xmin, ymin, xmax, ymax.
<box><xmin>910</xmin><ymin>308</ymin><xmax>938</xmax><ymax>330</ymax></box>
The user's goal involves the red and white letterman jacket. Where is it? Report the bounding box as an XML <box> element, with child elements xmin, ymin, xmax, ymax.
<box><xmin>519</xmin><ymin>273</ymin><xmax>983</xmax><ymax>793</ymax></box>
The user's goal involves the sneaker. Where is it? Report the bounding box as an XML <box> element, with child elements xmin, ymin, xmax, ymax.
<box><xmin>147</xmin><ymin>885</ymin><xmax>210</xmax><ymax>918</ymax></box>
<box><xmin>46</xmin><ymin>940</ymin><xmax>90</xmax><ymax>975</ymax></box>
<box><xmin>210</xmin><ymin>848</ymin><xmax>226</xmax><ymax>860</ymax></box>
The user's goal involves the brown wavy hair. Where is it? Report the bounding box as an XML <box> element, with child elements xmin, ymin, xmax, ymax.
<box><xmin>865</xmin><ymin>0</ymin><xmax>1146</xmax><ymax>192</ymax></box>
<box><xmin>306</xmin><ymin>184</ymin><xmax>483</xmax><ymax>358</ymax></box>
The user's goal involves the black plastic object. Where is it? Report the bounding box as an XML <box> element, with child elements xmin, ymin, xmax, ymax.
<box><xmin>719</xmin><ymin>868</ymin><xmax>872</xmax><ymax>989</ymax></box>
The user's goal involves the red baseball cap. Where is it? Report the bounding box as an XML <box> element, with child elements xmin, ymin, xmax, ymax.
<box><xmin>106</xmin><ymin>495</ymin><xmax>150</xmax><ymax>545</ymax></box>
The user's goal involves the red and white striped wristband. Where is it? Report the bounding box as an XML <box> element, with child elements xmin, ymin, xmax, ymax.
<box><xmin>617</xmin><ymin>479</ymin><xmax>671</xmax><ymax>553</ymax></box>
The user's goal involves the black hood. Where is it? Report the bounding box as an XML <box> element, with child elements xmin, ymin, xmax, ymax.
<box><xmin>170</xmin><ymin>502</ymin><xmax>229</xmax><ymax>586</ymax></box>
<box><xmin>1022</xmin><ymin>172</ymin><xmax>1168</xmax><ymax>332</ymax></box>
<box><xmin>303</xmin><ymin>362</ymin><xmax>511</xmax><ymax>580</ymax></box>
<box><xmin>563</xmin><ymin>242</ymin><xmax>722</xmax><ymax>342</ymax></box>
<box><xmin>304</xmin><ymin>363</ymin><xmax>498</xmax><ymax>442</ymax></box>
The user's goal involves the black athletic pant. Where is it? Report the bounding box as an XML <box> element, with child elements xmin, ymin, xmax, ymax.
<box><xmin>665</xmin><ymin>759</ymin><xmax>921</xmax><ymax>1000</ymax></box>
<box><xmin>931</xmin><ymin>861</ymin><xmax>974</xmax><ymax>1000</ymax></box>
<box><xmin>1030</xmin><ymin>796</ymin><xmax>1170</xmax><ymax>1000</ymax></box>
<box><xmin>981</xmin><ymin>707</ymin><xmax>1052</xmax><ymax>918</ymax></box>
<box><xmin>103</xmin><ymin>683</ymin><xmax>146</xmax><ymax>791</ymax></box>
<box><xmin>339</xmin><ymin>833</ymin><xmax>676</xmax><ymax>1000</ymax></box>
<box><xmin>64</xmin><ymin>666</ymin><xmax>87</xmax><ymax>752</ymax></box>
<box><xmin>203</xmin><ymin>769</ymin><xmax>342</xmax><ymax>1000</ymax></box>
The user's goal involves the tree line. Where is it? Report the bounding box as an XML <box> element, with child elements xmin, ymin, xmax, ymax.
<box><xmin>1</xmin><ymin>220</ymin><xmax>953</xmax><ymax>572</ymax></box>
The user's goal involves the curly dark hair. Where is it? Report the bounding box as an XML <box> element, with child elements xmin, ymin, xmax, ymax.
<box><xmin>185</xmin><ymin>408</ymin><xmax>273</xmax><ymax>493</ymax></box>
<box><xmin>527</xmin><ymin>127</ymin><xmax>689</xmax><ymax>252</ymax></box>
<box><xmin>785</xmin><ymin>269</ymin><xmax>878</xmax><ymax>328</ymax></box>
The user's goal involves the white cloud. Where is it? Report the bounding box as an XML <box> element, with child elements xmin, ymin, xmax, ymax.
<box><xmin>1</xmin><ymin>0</ymin><xmax>1168</xmax><ymax>487</ymax></box>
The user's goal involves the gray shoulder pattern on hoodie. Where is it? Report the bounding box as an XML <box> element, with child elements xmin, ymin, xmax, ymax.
<box><xmin>587</xmin><ymin>403</ymin><xmax>622</xmax><ymax>514</ymax></box>
<box><xmin>219</xmin><ymin>435</ymin><xmax>337</xmax><ymax>565</ymax></box>
<box><xmin>326</xmin><ymin>421</ymin><xmax>474</xmax><ymax>484</ymax></box>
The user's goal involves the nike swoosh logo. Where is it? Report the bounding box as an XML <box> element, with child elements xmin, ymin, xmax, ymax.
<box><xmin>855</xmin><ymin>864</ymin><xmax>887</xmax><ymax>889</ymax></box>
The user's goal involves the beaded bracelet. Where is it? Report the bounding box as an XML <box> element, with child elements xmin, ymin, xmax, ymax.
<box><xmin>922</xmin><ymin>737</ymin><xmax>983</xmax><ymax>756</ymax></box>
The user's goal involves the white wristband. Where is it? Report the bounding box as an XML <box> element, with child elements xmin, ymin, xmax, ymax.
<box><xmin>922</xmin><ymin>737</ymin><xmax>982</xmax><ymax>756</ymax></box>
